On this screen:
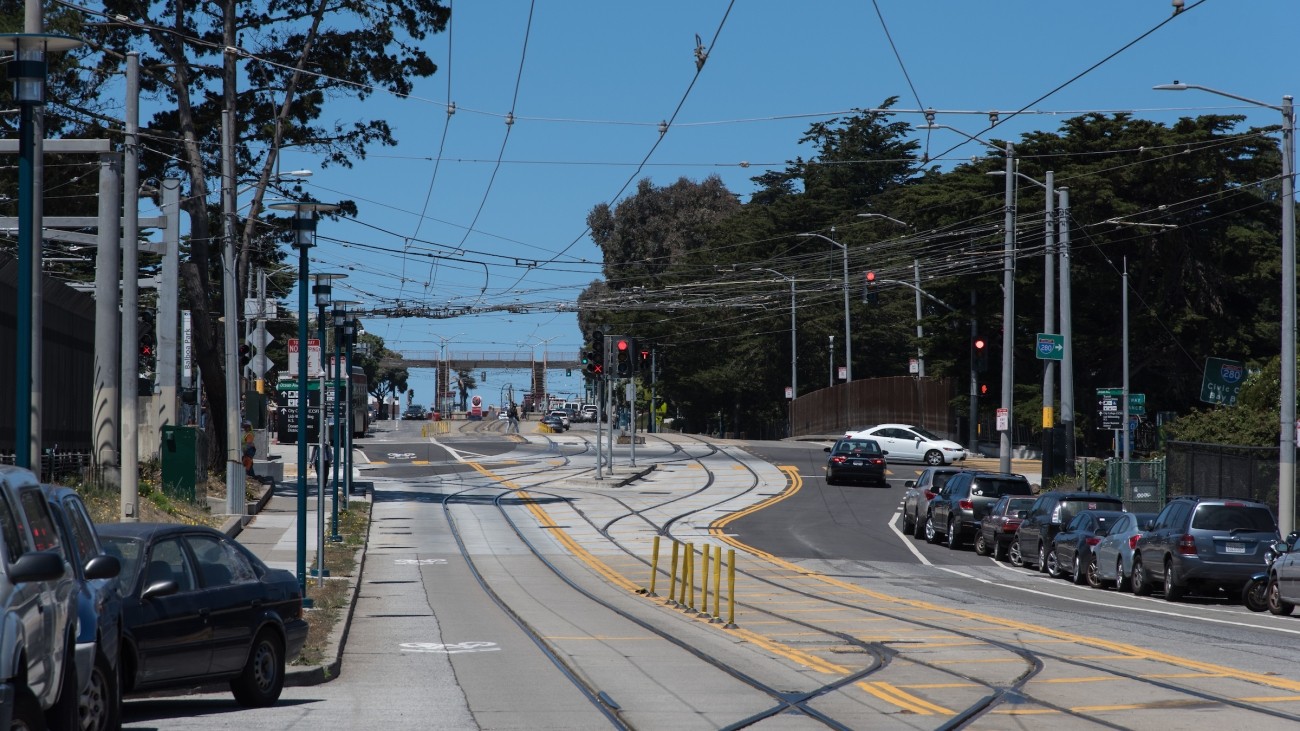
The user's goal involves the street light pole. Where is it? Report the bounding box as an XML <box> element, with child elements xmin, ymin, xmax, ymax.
<box><xmin>754</xmin><ymin>269</ymin><xmax>797</xmax><ymax>433</ymax></box>
<box><xmin>269</xmin><ymin>199</ymin><xmax>339</xmax><ymax>601</ymax></box>
<box><xmin>798</xmin><ymin>230</ymin><xmax>851</xmax><ymax>384</ymax></box>
<box><xmin>1155</xmin><ymin>83</ymin><xmax>1295</xmax><ymax>535</ymax></box>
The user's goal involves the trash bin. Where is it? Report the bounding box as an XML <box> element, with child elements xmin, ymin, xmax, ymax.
<box><xmin>160</xmin><ymin>425</ymin><xmax>202</xmax><ymax>501</ymax></box>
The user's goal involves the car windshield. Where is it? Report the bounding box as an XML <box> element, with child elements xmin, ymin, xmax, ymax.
<box><xmin>932</xmin><ymin>471</ymin><xmax>962</xmax><ymax>491</ymax></box>
<box><xmin>1007</xmin><ymin>498</ymin><xmax>1035</xmax><ymax>512</ymax></box>
<box><xmin>100</xmin><ymin>535</ymin><xmax>144</xmax><ymax>587</ymax></box>
<box><xmin>834</xmin><ymin>441</ymin><xmax>881</xmax><ymax>456</ymax></box>
<box><xmin>970</xmin><ymin>478</ymin><xmax>1031</xmax><ymax>498</ymax></box>
<box><xmin>1059</xmin><ymin>498</ymin><xmax>1123</xmax><ymax>524</ymax></box>
<box><xmin>911</xmin><ymin>426</ymin><xmax>942</xmax><ymax>441</ymax></box>
<box><xmin>1191</xmin><ymin>504</ymin><xmax>1276</xmax><ymax>533</ymax></box>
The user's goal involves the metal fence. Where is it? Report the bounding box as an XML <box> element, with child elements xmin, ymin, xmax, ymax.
<box><xmin>1165</xmin><ymin>440</ymin><xmax>1280</xmax><ymax>506</ymax></box>
<box><xmin>1106</xmin><ymin>458</ymin><xmax>1167</xmax><ymax>515</ymax></box>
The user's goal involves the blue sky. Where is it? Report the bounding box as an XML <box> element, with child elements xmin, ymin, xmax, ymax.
<box><xmin>230</xmin><ymin>0</ymin><xmax>1296</xmax><ymax>409</ymax></box>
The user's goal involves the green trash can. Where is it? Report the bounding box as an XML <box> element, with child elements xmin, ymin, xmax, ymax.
<box><xmin>160</xmin><ymin>425</ymin><xmax>201</xmax><ymax>501</ymax></box>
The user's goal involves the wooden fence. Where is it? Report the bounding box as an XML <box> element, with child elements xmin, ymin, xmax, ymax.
<box><xmin>790</xmin><ymin>376</ymin><xmax>959</xmax><ymax>440</ymax></box>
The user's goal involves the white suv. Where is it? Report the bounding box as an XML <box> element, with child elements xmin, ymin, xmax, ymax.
<box><xmin>0</xmin><ymin>466</ymin><xmax>81</xmax><ymax>729</ymax></box>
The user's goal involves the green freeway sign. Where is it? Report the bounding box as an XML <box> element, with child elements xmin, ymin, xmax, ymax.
<box><xmin>1200</xmin><ymin>357</ymin><xmax>1246</xmax><ymax>406</ymax></box>
<box><xmin>1095</xmin><ymin>388</ymin><xmax>1146</xmax><ymax>415</ymax></box>
<box><xmin>1035</xmin><ymin>333</ymin><xmax>1064</xmax><ymax>361</ymax></box>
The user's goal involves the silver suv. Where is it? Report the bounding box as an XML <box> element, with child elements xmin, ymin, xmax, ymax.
<box><xmin>0</xmin><ymin>466</ymin><xmax>81</xmax><ymax>729</ymax></box>
<box><xmin>1132</xmin><ymin>495</ymin><xmax>1278</xmax><ymax>602</ymax></box>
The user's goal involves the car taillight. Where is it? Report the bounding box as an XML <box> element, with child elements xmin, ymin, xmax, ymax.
<box><xmin>959</xmin><ymin>500</ymin><xmax>972</xmax><ymax>510</ymax></box>
<box><xmin>1003</xmin><ymin>520</ymin><xmax>1020</xmax><ymax>533</ymax></box>
<box><xmin>1178</xmin><ymin>534</ymin><xmax>1197</xmax><ymax>555</ymax></box>
<box><xmin>1128</xmin><ymin>534</ymin><xmax>1140</xmax><ymax>550</ymax></box>
<box><xmin>1085</xmin><ymin>536</ymin><xmax>1101</xmax><ymax>546</ymax></box>
<box><xmin>830</xmin><ymin>456</ymin><xmax>846</xmax><ymax>464</ymax></box>
<box><xmin>869</xmin><ymin>457</ymin><xmax>884</xmax><ymax>466</ymax></box>
<box><xmin>924</xmin><ymin>490</ymin><xmax>936</xmax><ymax>501</ymax></box>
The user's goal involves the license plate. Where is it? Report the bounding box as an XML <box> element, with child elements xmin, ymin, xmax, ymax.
<box><xmin>1224</xmin><ymin>542</ymin><xmax>1246</xmax><ymax>554</ymax></box>
<box><xmin>852</xmin><ymin>460</ymin><xmax>863</xmax><ymax>466</ymax></box>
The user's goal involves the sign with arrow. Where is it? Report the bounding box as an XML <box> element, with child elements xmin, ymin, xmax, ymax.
<box><xmin>1036</xmin><ymin>333</ymin><xmax>1064</xmax><ymax>361</ymax></box>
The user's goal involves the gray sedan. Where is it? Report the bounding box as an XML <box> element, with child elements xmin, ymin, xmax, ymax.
<box><xmin>1090</xmin><ymin>512</ymin><xmax>1158</xmax><ymax>590</ymax></box>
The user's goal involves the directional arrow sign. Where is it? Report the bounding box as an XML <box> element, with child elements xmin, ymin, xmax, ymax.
<box><xmin>1035</xmin><ymin>333</ymin><xmax>1064</xmax><ymax>361</ymax></box>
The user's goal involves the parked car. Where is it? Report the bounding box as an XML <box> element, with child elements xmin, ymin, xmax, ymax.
<box><xmin>974</xmin><ymin>495</ymin><xmax>1035</xmax><ymax>560</ymax></box>
<box><xmin>1014</xmin><ymin>491</ymin><xmax>1125</xmax><ymax>573</ymax></box>
<box><xmin>541</xmin><ymin>414</ymin><xmax>567</xmax><ymax>432</ymax></box>
<box><xmin>97</xmin><ymin>523</ymin><xmax>309</xmax><ymax>707</ymax></box>
<box><xmin>0</xmin><ymin>466</ymin><xmax>82</xmax><ymax>730</ymax></box>
<box><xmin>927</xmin><ymin>471</ymin><xmax>1033</xmax><ymax>549</ymax></box>
<box><xmin>823</xmin><ymin>438</ymin><xmax>889</xmax><ymax>487</ymax></box>
<box><xmin>1131</xmin><ymin>496</ymin><xmax>1278</xmax><ymax>602</ymax></box>
<box><xmin>41</xmin><ymin>484</ymin><xmax>124</xmax><ymax>731</ymax></box>
<box><xmin>1267</xmin><ymin>533</ymin><xmax>1300</xmax><ymax>614</ymax></box>
<box><xmin>901</xmin><ymin>467</ymin><xmax>965</xmax><ymax>538</ymax></box>
<box><xmin>548</xmin><ymin>410</ymin><xmax>572</xmax><ymax>429</ymax></box>
<box><xmin>844</xmin><ymin>424</ymin><xmax>967</xmax><ymax>465</ymax></box>
<box><xmin>1047</xmin><ymin>509</ymin><xmax>1127</xmax><ymax>584</ymax></box>
<box><xmin>1090</xmin><ymin>511</ymin><xmax>1159</xmax><ymax>590</ymax></box>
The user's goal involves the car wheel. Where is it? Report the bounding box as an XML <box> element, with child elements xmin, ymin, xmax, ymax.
<box><xmin>974</xmin><ymin>531</ymin><xmax>991</xmax><ymax>556</ymax></box>
<box><xmin>992</xmin><ymin>537</ymin><xmax>1007</xmax><ymax>561</ymax></box>
<box><xmin>925</xmin><ymin>515</ymin><xmax>940</xmax><ymax>544</ymax></box>
<box><xmin>1116</xmin><ymin>556</ymin><xmax>1131</xmax><ymax>592</ymax></box>
<box><xmin>946</xmin><ymin>519</ymin><xmax>961</xmax><ymax>549</ymax></box>
<box><xmin>913</xmin><ymin>511</ymin><xmax>928</xmax><ymax>539</ymax></box>
<box><xmin>1268</xmin><ymin>579</ymin><xmax>1295</xmax><ymax>616</ymax></box>
<box><xmin>1163</xmin><ymin>559</ymin><xmax>1186</xmax><ymax>602</ymax></box>
<box><xmin>1132</xmin><ymin>556</ymin><xmax>1153</xmax><ymax>596</ymax></box>
<box><xmin>924</xmin><ymin>450</ymin><xmax>944</xmax><ymax>466</ymax></box>
<box><xmin>1086</xmin><ymin>555</ymin><xmax>1104</xmax><ymax>588</ymax></box>
<box><xmin>1044</xmin><ymin>546</ymin><xmax>1060</xmax><ymax>578</ymax></box>
<box><xmin>902</xmin><ymin>511</ymin><xmax>914</xmax><ymax>534</ymax></box>
<box><xmin>231</xmin><ymin>630</ymin><xmax>286</xmax><ymax>707</ymax></box>
<box><xmin>1243</xmin><ymin>577</ymin><xmax>1270</xmax><ymax>613</ymax></box>
<box><xmin>1008</xmin><ymin>539</ymin><xmax>1024</xmax><ymax>567</ymax></box>
<box><xmin>80</xmin><ymin>652</ymin><xmax>120</xmax><ymax>731</ymax></box>
<box><xmin>1038</xmin><ymin>543</ymin><xmax>1050</xmax><ymax>574</ymax></box>
<box><xmin>11</xmin><ymin>685</ymin><xmax>46</xmax><ymax>731</ymax></box>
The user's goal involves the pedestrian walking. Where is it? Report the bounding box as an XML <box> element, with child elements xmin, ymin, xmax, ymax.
<box><xmin>241</xmin><ymin>421</ymin><xmax>257</xmax><ymax>477</ymax></box>
<box><xmin>508</xmin><ymin>403</ymin><xmax>521</xmax><ymax>433</ymax></box>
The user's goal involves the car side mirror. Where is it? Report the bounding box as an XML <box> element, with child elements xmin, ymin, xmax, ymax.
<box><xmin>1140</xmin><ymin>519</ymin><xmax>1156</xmax><ymax>531</ymax></box>
<box><xmin>142</xmin><ymin>579</ymin><xmax>180</xmax><ymax>601</ymax></box>
<box><xmin>1016</xmin><ymin>510</ymin><xmax>1028</xmax><ymax>519</ymax></box>
<box><xmin>881</xmin><ymin>450</ymin><xmax>889</xmax><ymax>456</ymax></box>
<box><xmin>904</xmin><ymin>480</ymin><xmax>916</xmax><ymax>488</ymax></box>
<box><xmin>84</xmin><ymin>554</ymin><xmax>121</xmax><ymax>580</ymax></box>
<box><xmin>9</xmin><ymin>551</ymin><xmax>64</xmax><ymax>583</ymax></box>
<box><xmin>1275</xmin><ymin>540</ymin><xmax>1292</xmax><ymax>554</ymax></box>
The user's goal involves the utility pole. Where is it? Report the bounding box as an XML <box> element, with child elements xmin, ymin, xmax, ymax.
<box><xmin>1041</xmin><ymin>171</ymin><xmax>1056</xmax><ymax>480</ymax></box>
<box><xmin>999</xmin><ymin>142</ymin><xmax>1016</xmax><ymax>475</ymax></box>
<box><xmin>121</xmin><ymin>52</ymin><xmax>141</xmax><ymax>514</ymax></box>
<box><xmin>1058</xmin><ymin>188</ymin><xmax>1076</xmax><ymax>473</ymax></box>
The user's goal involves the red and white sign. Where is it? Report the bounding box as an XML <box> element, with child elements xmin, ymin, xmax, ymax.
<box><xmin>470</xmin><ymin>394</ymin><xmax>483</xmax><ymax>418</ymax></box>
<box><xmin>287</xmin><ymin>339</ymin><xmax>322</xmax><ymax>378</ymax></box>
<box><xmin>996</xmin><ymin>408</ymin><xmax>1009</xmax><ymax>431</ymax></box>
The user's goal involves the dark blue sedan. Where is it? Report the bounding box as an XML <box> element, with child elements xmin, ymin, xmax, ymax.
<box><xmin>97</xmin><ymin>523</ymin><xmax>308</xmax><ymax>708</ymax></box>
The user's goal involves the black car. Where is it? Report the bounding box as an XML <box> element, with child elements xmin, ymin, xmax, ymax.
<box><xmin>823</xmin><ymin>438</ymin><xmax>889</xmax><ymax>487</ymax></box>
<box><xmin>1132</xmin><ymin>495</ymin><xmax>1278</xmax><ymax>601</ymax></box>
<box><xmin>97</xmin><ymin>523</ymin><xmax>308</xmax><ymax>707</ymax></box>
<box><xmin>1047</xmin><ymin>509</ymin><xmax>1127</xmax><ymax>584</ymax></box>
<box><xmin>1015</xmin><ymin>491</ymin><xmax>1125</xmax><ymax>572</ymax></box>
<box><xmin>541</xmin><ymin>414</ymin><xmax>567</xmax><ymax>432</ymax></box>
<box><xmin>402</xmin><ymin>406</ymin><xmax>427</xmax><ymax>420</ymax></box>
<box><xmin>927</xmin><ymin>471</ymin><xmax>1033</xmax><ymax>549</ymax></box>
<box><xmin>41</xmin><ymin>485</ymin><xmax>123</xmax><ymax>731</ymax></box>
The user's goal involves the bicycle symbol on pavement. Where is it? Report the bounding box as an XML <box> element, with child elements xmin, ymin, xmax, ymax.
<box><xmin>387</xmin><ymin>452</ymin><xmax>416</xmax><ymax>460</ymax></box>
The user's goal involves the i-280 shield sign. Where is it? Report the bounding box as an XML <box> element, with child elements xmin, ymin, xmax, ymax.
<box><xmin>1200</xmin><ymin>357</ymin><xmax>1245</xmax><ymax>406</ymax></box>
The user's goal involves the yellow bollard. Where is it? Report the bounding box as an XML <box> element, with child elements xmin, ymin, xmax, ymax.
<box><xmin>685</xmin><ymin>542</ymin><xmax>695</xmax><ymax>612</ymax></box>
<box><xmin>666</xmin><ymin>540</ymin><xmax>679</xmax><ymax>606</ymax></box>
<box><xmin>647</xmin><ymin>535</ymin><xmax>661</xmax><ymax>597</ymax></box>
<box><xmin>699</xmin><ymin>544</ymin><xmax>712</xmax><ymax>618</ymax></box>
<box><xmin>711</xmin><ymin>544</ymin><xmax>723</xmax><ymax>623</ymax></box>
<box><xmin>725</xmin><ymin>548</ymin><xmax>737</xmax><ymax>628</ymax></box>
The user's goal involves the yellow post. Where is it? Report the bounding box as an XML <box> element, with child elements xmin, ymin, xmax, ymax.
<box><xmin>725</xmin><ymin>548</ymin><xmax>737</xmax><ymax>628</ymax></box>
<box><xmin>647</xmin><ymin>535</ymin><xmax>661</xmax><ymax>597</ymax></box>
<box><xmin>666</xmin><ymin>540</ymin><xmax>679</xmax><ymax>606</ymax></box>
<box><xmin>711</xmin><ymin>544</ymin><xmax>723</xmax><ymax>623</ymax></box>
<box><xmin>685</xmin><ymin>542</ymin><xmax>695</xmax><ymax>611</ymax></box>
<box><xmin>699</xmin><ymin>543</ymin><xmax>711</xmax><ymax>617</ymax></box>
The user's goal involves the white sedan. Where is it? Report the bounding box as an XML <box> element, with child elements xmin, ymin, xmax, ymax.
<box><xmin>843</xmin><ymin>423</ymin><xmax>967</xmax><ymax>465</ymax></box>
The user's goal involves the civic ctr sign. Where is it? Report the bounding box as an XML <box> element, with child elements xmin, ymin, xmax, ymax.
<box><xmin>1035</xmin><ymin>333</ymin><xmax>1064</xmax><ymax>361</ymax></box>
<box><xmin>1200</xmin><ymin>357</ymin><xmax>1246</xmax><ymax>406</ymax></box>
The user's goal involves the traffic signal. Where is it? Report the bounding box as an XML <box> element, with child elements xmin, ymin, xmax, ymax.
<box><xmin>979</xmin><ymin>383</ymin><xmax>990</xmax><ymax>396</ymax></box>
<box><xmin>864</xmin><ymin>271</ymin><xmax>879</xmax><ymax>305</ymax></box>
<box><xmin>615</xmin><ymin>337</ymin><xmax>633</xmax><ymax>377</ymax></box>
<box><xmin>138</xmin><ymin>332</ymin><xmax>156</xmax><ymax>375</ymax></box>
<box><xmin>239</xmin><ymin>343</ymin><xmax>252</xmax><ymax>368</ymax></box>
<box><xmin>973</xmin><ymin>336</ymin><xmax>989</xmax><ymax>372</ymax></box>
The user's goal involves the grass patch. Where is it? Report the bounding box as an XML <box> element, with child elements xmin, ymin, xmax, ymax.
<box><xmin>296</xmin><ymin>501</ymin><xmax>371</xmax><ymax>666</ymax></box>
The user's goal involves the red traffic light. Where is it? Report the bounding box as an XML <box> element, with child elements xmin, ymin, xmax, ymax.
<box><xmin>865</xmin><ymin>271</ymin><xmax>876</xmax><ymax>283</ymax></box>
<box><xmin>974</xmin><ymin>338</ymin><xmax>986</xmax><ymax>350</ymax></box>
<box><xmin>617</xmin><ymin>339</ymin><xmax>629</xmax><ymax>351</ymax></box>
<box><xmin>980</xmin><ymin>383</ymin><xmax>989</xmax><ymax>395</ymax></box>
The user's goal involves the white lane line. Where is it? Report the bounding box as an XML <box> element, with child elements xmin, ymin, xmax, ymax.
<box><xmin>888</xmin><ymin>513</ymin><xmax>933</xmax><ymax>566</ymax></box>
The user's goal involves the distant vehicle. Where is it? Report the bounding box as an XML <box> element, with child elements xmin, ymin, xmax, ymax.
<box><xmin>927</xmin><ymin>471</ymin><xmax>1032</xmax><ymax>549</ymax></box>
<box><xmin>901</xmin><ymin>467</ymin><xmax>965</xmax><ymax>538</ymax></box>
<box><xmin>582</xmin><ymin>405</ymin><xmax>600</xmax><ymax>423</ymax></box>
<box><xmin>541</xmin><ymin>414</ymin><xmax>567</xmax><ymax>432</ymax></box>
<box><xmin>844</xmin><ymin>424</ymin><xmax>967</xmax><ymax>465</ymax></box>
<box><xmin>97</xmin><ymin>523</ymin><xmax>309</xmax><ymax>707</ymax></box>
<box><xmin>1047</xmin><ymin>509</ymin><xmax>1127</xmax><ymax>584</ymax></box>
<box><xmin>823</xmin><ymin>438</ymin><xmax>889</xmax><ymax>487</ymax></box>
<box><xmin>402</xmin><ymin>405</ymin><xmax>428</xmax><ymax>420</ymax></box>
<box><xmin>548</xmin><ymin>410</ymin><xmax>571</xmax><ymax>429</ymax></box>
<box><xmin>1091</xmin><ymin>512</ymin><xmax>1159</xmax><ymax>590</ymax></box>
<box><xmin>974</xmin><ymin>495</ymin><xmax>1034</xmax><ymax>561</ymax></box>
<box><xmin>0</xmin><ymin>466</ymin><xmax>82</xmax><ymax>730</ymax></box>
<box><xmin>1131</xmin><ymin>495</ymin><xmax>1277</xmax><ymax>602</ymax></box>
